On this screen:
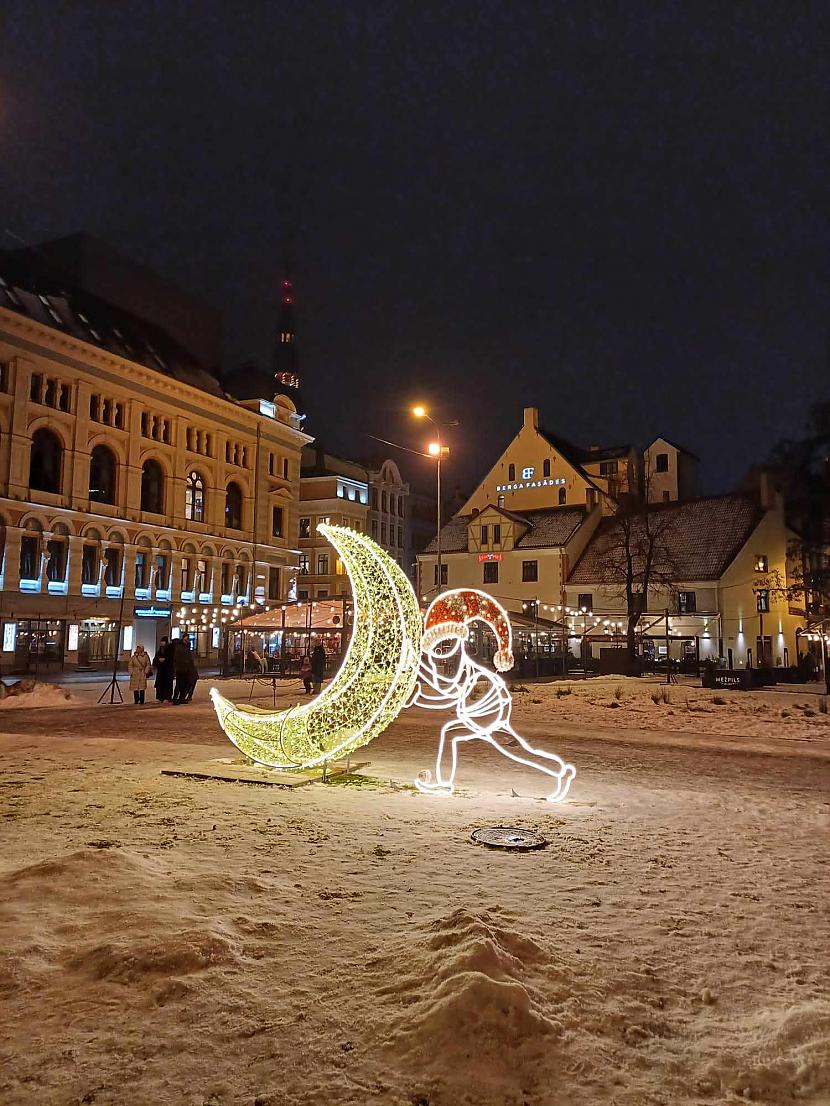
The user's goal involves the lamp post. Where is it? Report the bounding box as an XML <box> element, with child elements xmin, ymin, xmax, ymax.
<box><xmin>412</xmin><ymin>405</ymin><xmax>455</xmax><ymax>596</ymax></box>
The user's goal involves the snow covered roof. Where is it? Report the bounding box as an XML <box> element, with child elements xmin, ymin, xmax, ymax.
<box><xmin>568</xmin><ymin>494</ymin><xmax>763</xmax><ymax>584</ymax></box>
<box><xmin>423</xmin><ymin>506</ymin><xmax>587</xmax><ymax>554</ymax></box>
<box><xmin>0</xmin><ymin>249</ymin><xmax>226</xmax><ymax>399</ymax></box>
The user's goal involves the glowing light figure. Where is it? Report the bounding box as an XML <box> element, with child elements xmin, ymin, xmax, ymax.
<box><xmin>410</xmin><ymin>589</ymin><xmax>575</xmax><ymax>802</ymax></box>
<box><xmin>210</xmin><ymin>525</ymin><xmax>422</xmax><ymax>769</ymax></box>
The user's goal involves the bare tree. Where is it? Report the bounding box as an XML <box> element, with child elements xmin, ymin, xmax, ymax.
<box><xmin>591</xmin><ymin>463</ymin><xmax>682</xmax><ymax>660</ymax></box>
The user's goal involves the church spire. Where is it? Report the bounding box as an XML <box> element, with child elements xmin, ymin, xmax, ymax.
<box><xmin>274</xmin><ymin>276</ymin><xmax>301</xmax><ymax>396</ymax></box>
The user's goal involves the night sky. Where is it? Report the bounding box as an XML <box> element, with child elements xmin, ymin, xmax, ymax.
<box><xmin>3</xmin><ymin>3</ymin><xmax>827</xmax><ymax>496</ymax></box>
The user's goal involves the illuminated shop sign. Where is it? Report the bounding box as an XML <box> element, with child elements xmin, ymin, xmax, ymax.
<box><xmin>2</xmin><ymin>622</ymin><xmax>17</xmax><ymax>652</ymax></box>
<box><xmin>496</xmin><ymin>476</ymin><xmax>566</xmax><ymax>493</ymax></box>
<box><xmin>478</xmin><ymin>553</ymin><xmax>502</xmax><ymax>563</ymax></box>
<box><xmin>133</xmin><ymin>606</ymin><xmax>172</xmax><ymax>619</ymax></box>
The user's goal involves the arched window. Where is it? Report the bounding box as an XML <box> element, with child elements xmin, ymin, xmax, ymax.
<box><xmin>140</xmin><ymin>459</ymin><xmax>164</xmax><ymax>514</ymax></box>
<box><xmin>29</xmin><ymin>428</ymin><xmax>63</xmax><ymax>493</ymax></box>
<box><xmin>508</xmin><ymin>463</ymin><xmax>515</xmax><ymax>481</ymax></box>
<box><xmin>185</xmin><ymin>471</ymin><xmax>205</xmax><ymax>522</ymax></box>
<box><xmin>382</xmin><ymin>490</ymin><xmax>388</xmax><ymax>512</ymax></box>
<box><xmin>559</xmin><ymin>487</ymin><xmax>567</xmax><ymax>505</ymax></box>
<box><xmin>225</xmin><ymin>481</ymin><xmax>243</xmax><ymax>530</ymax></box>
<box><xmin>543</xmin><ymin>459</ymin><xmax>551</xmax><ymax>477</ymax></box>
<box><xmin>89</xmin><ymin>444</ymin><xmax>117</xmax><ymax>504</ymax></box>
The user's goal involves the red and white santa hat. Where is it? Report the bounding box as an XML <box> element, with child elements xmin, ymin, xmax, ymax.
<box><xmin>423</xmin><ymin>588</ymin><xmax>515</xmax><ymax>672</ymax></box>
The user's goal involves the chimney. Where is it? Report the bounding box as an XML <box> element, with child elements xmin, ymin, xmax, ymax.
<box><xmin>523</xmin><ymin>407</ymin><xmax>539</xmax><ymax>430</ymax></box>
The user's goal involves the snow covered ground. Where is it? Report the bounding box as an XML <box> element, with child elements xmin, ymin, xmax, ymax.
<box><xmin>1</xmin><ymin>676</ymin><xmax>828</xmax><ymax>1105</ymax></box>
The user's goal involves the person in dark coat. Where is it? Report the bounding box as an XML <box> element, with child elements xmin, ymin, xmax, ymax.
<box><xmin>310</xmin><ymin>642</ymin><xmax>327</xmax><ymax>694</ymax></box>
<box><xmin>152</xmin><ymin>636</ymin><xmax>175</xmax><ymax>703</ymax></box>
<box><xmin>172</xmin><ymin>638</ymin><xmax>198</xmax><ymax>704</ymax></box>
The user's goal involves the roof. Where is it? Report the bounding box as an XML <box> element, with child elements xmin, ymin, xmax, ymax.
<box><xmin>0</xmin><ymin>249</ymin><xmax>226</xmax><ymax>399</ymax></box>
<box><xmin>300</xmin><ymin>444</ymin><xmax>368</xmax><ymax>482</ymax></box>
<box><xmin>568</xmin><ymin>494</ymin><xmax>763</xmax><ymax>584</ymax></box>
<box><xmin>423</xmin><ymin>506</ymin><xmax>587</xmax><ymax>554</ymax></box>
<box><xmin>645</xmin><ymin>436</ymin><xmax>700</xmax><ymax>461</ymax></box>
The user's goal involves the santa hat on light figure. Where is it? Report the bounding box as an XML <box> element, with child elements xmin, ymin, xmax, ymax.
<box><xmin>422</xmin><ymin>588</ymin><xmax>515</xmax><ymax>672</ymax></box>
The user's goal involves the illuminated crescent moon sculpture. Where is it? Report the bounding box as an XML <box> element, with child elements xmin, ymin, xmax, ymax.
<box><xmin>210</xmin><ymin>524</ymin><xmax>422</xmax><ymax>769</ymax></box>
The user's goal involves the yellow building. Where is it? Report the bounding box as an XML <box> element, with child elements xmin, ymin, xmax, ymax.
<box><xmin>0</xmin><ymin>254</ymin><xmax>311</xmax><ymax>674</ymax></box>
<box><xmin>297</xmin><ymin>448</ymin><xmax>410</xmax><ymax>600</ymax></box>
<box><xmin>418</xmin><ymin>407</ymin><xmax>802</xmax><ymax>671</ymax></box>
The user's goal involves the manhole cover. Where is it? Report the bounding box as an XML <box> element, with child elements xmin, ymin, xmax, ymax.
<box><xmin>470</xmin><ymin>826</ymin><xmax>548</xmax><ymax>851</ymax></box>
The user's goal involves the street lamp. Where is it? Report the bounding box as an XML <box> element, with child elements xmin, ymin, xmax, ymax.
<box><xmin>412</xmin><ymin>404</ymin><xmax>453</xmax><ymax>596</ymax></box>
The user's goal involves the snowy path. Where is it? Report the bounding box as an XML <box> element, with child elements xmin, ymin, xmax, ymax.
<box><xmin>1</xmin><ymin>688</ymin><xmax>828</xmax><ymax>1106</ymax></box>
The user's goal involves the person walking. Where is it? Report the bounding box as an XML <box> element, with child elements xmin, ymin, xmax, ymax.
<box><xmin>128</xmin><ymin>644</ymin><xmax>153</xmax><ymax>705</ymax></box>
<box><xmin>152</xmin><ymin>635</ymin><xmax>175</xmax><ymax>703</ymax></box>
<box><xmin>300</xmin><ymin>653</ymin><xmax>313</xmax><ymax>695</ymax></box>
<box><xmin>173</xmin><ymin>638</ymin><xmax>197</xmax><ymax>705</ymax></box>
<box><xmin>310</xmin><ymin>642</ymin><xmax>327</xmax><ymax>694</ymax></box>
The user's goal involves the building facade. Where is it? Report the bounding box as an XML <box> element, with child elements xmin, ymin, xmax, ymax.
<box><xmin>0</xmin><ymin>254</ymin><xmax>311</xmax><ymax>674</ymax></box>
<box><xmin>297</xmin><ymin>447</ymin><xmax>410</xmax><ymax>600</ymax></box>
<box><xmin>417</xmin><ymin>407</ymin><xmax>802</xmax><ymax>670</ymax></box>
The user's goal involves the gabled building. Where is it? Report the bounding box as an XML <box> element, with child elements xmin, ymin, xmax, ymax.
<box><xmin>417</xmin><ymin>406</ymin><xmax>802</xmax><ymax>670</ymax></box>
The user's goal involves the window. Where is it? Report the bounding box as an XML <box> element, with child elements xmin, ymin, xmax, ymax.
<box><xmin>578</xmin><ymin>593</ymin><xmax>593</xmax><ymax>611</ymax></box>
<box><xmin>185</xmin><ymin>472</ymin><xmax>205</xmax><ymax>522</ymax></box>
<box><xmin>434</xmin><ymin>563</ymin><xmax>448</xmax><ymax>586</ymax></box>
<box><xmin>381</xmin><ymin>522</ymin><xmax>387</xmax><ymax>543</ymax></box>
<box><xmin>272</xmin><ymin>506</ymin><xmax>284</xmax><ymax>537</ymax></box>
<box><xmin>155</xmin><ymin>553</ymin><xmax>169</xmax><ymax>590</ymax></box>
<box><xmin>754</xmin><ymin>554</ymin><xmax>769</xmax><ymax>573</ymax></box>
<box><xmin>600</xmin><ymin>460</ymin><xmax>618</xmax><ymax>476</ymax></box>
<box><xmin>678</xmin><ymin>591</ymin><xmax>697</xmax><ymax>614</ymax></box>
<box><xmin>483</xmin><ymin>561</ymin><xmax>498</xmax><ymax>585</ymax></box>
<box><xmin>493</xmin><ymin>524</ymin><xmax>501</xmax><ymax>545</ymax></box>
<box><xmin>317</xmin><ymin>553</ymin><xmax>329</xmax><ymax>575</ymax></box>
<box><xmin>655</xmin><ymin>452</ymin><xmax>669</xmax><ymax>472</ymax></box>
<box><xmin>371</xmin><ymin>488</ymin><xmax>378</xmax><ymax>510</ymax></box>
<box><xmin>29</xmin><ymin>428</ymin><xmax>63</xmax><ymax>493</ymax></box>
<box><xmin>371</xmin><ymin>519</ymin><xmax>378</xmax><ymax>539</ymax></box>
<box><xmin>497</xmin><ymin>495</ymin><xmax>505</xmax><ymax>508</ymax></box>
<box><xmin>220</xmin><ymin>562</ymin><xmax>231</xmax><ymax>594</ymax></box>
<box><xmin>140</xmin><ymin>459</ymin><xmax>164</xmax><ymax>514</ymax></box>
<box><xmin>19</xmin><ymin>535</ymin><xmax>40</xmax><ymax>579</ymax></box>
<box><xmin>82</xmin><ymin>544</ymin><xmax>98</xmax><ymax>585</ymax></box>
<box><xmin>662</xmin><ymin>491</ymin><xmax>671</xmax><ymax>502</ymax></box>
<box><xmin>268</xmin><ymin>566</ymin><xmax>280</xmax><ymax>600</ymax></box>
<box><xmin>181</xmin><ymin>558</ymin><xmax>192</xmax><ymax>592</ymax></box>
<box><xmin>135</xmin><ymin>551</ymin><xmax>148</xmax><ymax>589</ymax></box>
<box><xmin>44</xmin><ymin>539</ymin><xmax>66</xmax><ymax>583</ymax></box>
<box><xmin>543</xmin><ymin>459</ymin><xmax>551</xmax><ymax>477</ymax></box>
<box><xmin>398</xmin><ymin>525</ymin><xmax>403</xmax><ymax>546</ymax></box>
<box><xmin>508</xmin><ymin>463</ymin><xmax>515</xmax><ymax>481</ymax></box>
<box><xmin>299</xmin><ymin>516</ymin><xmax>311</xmax><ymax>539</ymax></box>
<box><xmin>481</xmin><ymin>524</ymin><xmax>489</xmax><ymax>546</ymax></box>
<box><xmin>89</xmin><ymin>445</ymin><xmax>117</xmax><ymax>504</ymax></box>
<box><xmin>558</xmin><ymin>487</ymin><xmax>566</xmax><ymax>505</ymax></box>
<box><xmin>30</xmin><ymin>373</ymin><xmax>43</xmax><ymax>402</ymax></box>
<box><xmin>317</xmin><ymin>588</ymin><xmax>329</xmax><ymax>598</ymax></box>
<box><xmin>104</xmin><ymin>547</ymin><xmax>121</xmax><ymax>587</ymax></box>
<box><xmin>756</xmin><ymin>589</ymin><xmax>770</xmax><ymax>613</ymax></box>
<box><xmin>298</xmin><ymin>554</ymin><xmax>309</xmax><ymax>574</ymax></box>
<box><xmin>282</xmin><ymin>458</ymin><xmax>289</xmax><ymax>479</ymax></box>
<box><xmin>382</xmin><ymin>491</ymin><xmax>387</xmax><ymax>512</ymax></box>
<box><xmin>522</xmin><ymin>560</ymin><xmax>538</xmax><ymax>582</ymax></box>
<box><xmin>225</xmin><ymin>482</ymin><xmax>243</xmax><ymax>529</ymax></box>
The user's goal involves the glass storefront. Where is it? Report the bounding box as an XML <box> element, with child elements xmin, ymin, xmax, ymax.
<box><xmin>77</xmin><ymin>619</ymin><xmax>119</xmax><ymax>667</ymax></box>
<box><xmin>11</xmin><ymin>619</ymin><xmax>65</xmax><ymax>672</ymax></box>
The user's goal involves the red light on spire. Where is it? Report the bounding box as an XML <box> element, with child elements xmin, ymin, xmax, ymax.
<box><xmin>282</xmin><ymin>295</ymin><xmax>293</xmax><ymax>305</ymax></box>
<box><xmin>282</xmin><ymin>280</ymin><xmax>292</xmax><ymax>289</ymax></box>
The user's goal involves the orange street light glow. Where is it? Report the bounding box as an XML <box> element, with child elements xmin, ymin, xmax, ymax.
<box><xmin>412</xmin><ymin>404</ymin><xmax>427</xmax><ymax>418</ymax></box>
<box><xmin>428</xmin><ymin>441</ymin><xmax>441</xmax><ymax>456</ymax></box>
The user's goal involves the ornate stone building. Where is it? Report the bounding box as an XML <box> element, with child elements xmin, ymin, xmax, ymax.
<box><xmin>0</xmin><ymin>250</ymin><xmax>311</xmax><ymax>674</ymax></box>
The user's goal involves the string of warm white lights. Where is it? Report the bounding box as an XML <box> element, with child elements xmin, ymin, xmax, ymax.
<box><xmin>211</xmin><ymin>524</ymin><xmax>423</xmax><ymax>769</ymax></box>
<box><xmin>410</xmin><ymin>588</ymin><xmax>576</xmax><ymax>803</ymax></box>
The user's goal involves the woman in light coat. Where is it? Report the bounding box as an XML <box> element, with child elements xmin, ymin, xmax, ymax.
<box><xmin>128</xmin><ymin>644</ymin><xmax>153</xmax><ymax>705</ymax></box>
